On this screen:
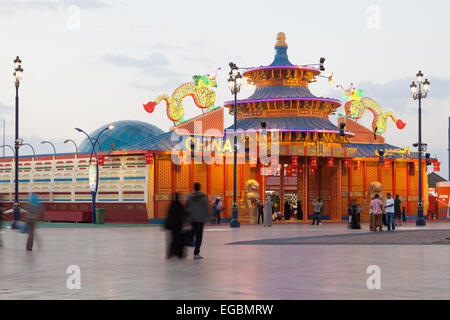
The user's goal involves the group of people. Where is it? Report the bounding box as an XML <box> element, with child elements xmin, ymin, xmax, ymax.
<box><xmin>257</xmin><ymin>197</ymin><xmax>304</xmax><ymax>227</ymax></box>
<box><xmin>0</xmin><ymin>192</ymin><xmax>43</xmax><ymax>251</ymax></box>
<box><xmin>164</xmin><ymin>182</ymin><xmax>210</xmax><ymax>260</ymax></box>
<box><xmin>369</xmin><ymin>193</ymin><xmax>405</xmax><ymax>232</ymax></box>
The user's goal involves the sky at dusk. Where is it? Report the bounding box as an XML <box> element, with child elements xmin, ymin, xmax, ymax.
<box><xmin>0</xmin><ymin>0</ymin><xmax>448</xmax><ymax>178</ymax></box>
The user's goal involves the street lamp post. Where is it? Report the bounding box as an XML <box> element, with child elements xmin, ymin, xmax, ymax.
<box><xmin>64</xmin><ymin>139</ymin><xmax>78</xmax><ymax>153</ymax></box>
<box><xmin>228</xmin><ymin>62</ymin><xmax>242</xmax><ymax>228</ymax></box>
<box><xmin>0</xmin><ymin>145</ymin><xmax>15</xmax><ymax>157</ymax></box>
<box><xmin>12</xmin><ymin>57</ymin><xmax>23</xmax><ymax>229</ymax></box>
<box><xmin>41</xmin><ymin>140</ymin><xmax>56</xmax><ymax>155</ymax></box>
<box><xmin>22</xmin><ymin>143</ymin><xmax>35</xmax><ymax>160</ymax></box>
<box><xmin>75</xmin><ymin>125</ymin><xmax>114</xmax><ymax>224</ymax></box>
<box><xmin>410</xmin><ymin>71</ymin><xmax>430</xmax><ymax>226</ymax></box>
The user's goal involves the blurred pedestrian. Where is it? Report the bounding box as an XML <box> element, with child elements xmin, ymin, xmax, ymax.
<box><xmin>263</xmin><ymin>196</ymin><xmax>272</xmax><ymax>227</ymax></box>
<box><xmin>311</xmin><ymin>196</ymin><xmax>323</xmax><ymax>226</ymax></box>
<box><xmin>402</xmin><ymin>206</ymin><xmax>407</xmax><ymax>223</ymax></box>
<box><xmin>24</xmin><ymin>192</ymin><xmax>44</xmax><ymax>251</ymax></box>
<box><xmin>370</xmin><ymin>194</ymin><xmax>383</xmax><ymax>232</ymax></box>
<box><xmin>394</xmin><ymin>194</ymin><xmax>402</xmax><ymax>226</ymax></box>
<box><xmin>297</xmin><ymin>200</ymin><xmax>303</xmax><ymax>220</ymax></box>
<box><xmin>257</xmin><ymin>199</ymin><xmax>264</xmax><ymax>224</ymax></box>
<box><xmin>284</xmin><ymin>201</ymin><xmax>291</xmax><ymax>220</ymax></box>
<box><xmin>185</xmin><ymin>183</ymin><xmax>210</xmax><ymax>259</ymax></box>
<box><xmin>385</xmin><ymin>193</ymin><xmax>395</xmax><ymax>231</ymax></box>
<box><xmin>351</xmin><ymin>200</ymin><xmax>361</xmax><ymax>229</ymax></box>
<box><xmin>165</xmin><ymin>193</ymin><xmax>187</xmax><ymax>259</ymax></box>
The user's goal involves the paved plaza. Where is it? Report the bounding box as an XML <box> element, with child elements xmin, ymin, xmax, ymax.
<box><xmin>0</xmin><ymin>222</ymin><xmax>449</xmax><ymax>300</ymax></box>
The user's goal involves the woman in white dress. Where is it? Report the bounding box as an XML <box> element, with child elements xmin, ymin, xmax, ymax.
<box><xmin>264</xmin><ymin>197</ymin><xmax>273</xmax><ymax>227</ymax></box>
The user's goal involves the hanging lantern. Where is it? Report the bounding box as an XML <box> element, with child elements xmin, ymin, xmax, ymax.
<box><xmin>145</xmin><ymin>152</ymin><xmax>153</xmax><ymax>164</ymax></box>
<box><xmin>327</xmin><ymin>157</ymin><xmax>334</xmax><ymax>167</ymax></box>
<box><xmin>308</xmin><ymin>166</ymin><xmax>316</xmax><ymax>175</ymax></box>
<box><xmin>298</xmin><ymin>166</ymin><xmax>303</xmax><ymax>175</ymax></box>
<box><xmin>433</xmin><ymin>161</ymin><xmax>441</xmax><ymax>171</ymax></box>
<box><xmin>291</xmin><ymin>156</ymin><xmax>298</xmax><ymax>166</ymax></box>
<box><xmin>384</xmin><ymin>161</ymin><xmax>391</xmax><ymax>170</ymax></box>
<box><xmin>97</xmin><ymin>155</ymin><xmax>104</xmax><ymax>166</ymax></box>
<box><xmin>310</xmin><ymin>157</ymin><xmax>318</xmax><ymax>168</ymax></box>
<box><xmin>343</xmin><ymin>159</ymin><xmax>351</xmax><ymax>168</ymax></box>
<box><xmin>353</xmin><ymin>160</ymin><xmax>360</xmax><ymax>170</ymax></box>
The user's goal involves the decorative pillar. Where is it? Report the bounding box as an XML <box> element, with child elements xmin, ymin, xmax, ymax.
<box><xmin>303</xmin><ymin>156</ymin><xmax>308</xmax><ymax>220</ymax></box>
<box><xmin>338</xmin><ymin>158</ymin><xmax>342</xmax><ymax>220</ymax></box>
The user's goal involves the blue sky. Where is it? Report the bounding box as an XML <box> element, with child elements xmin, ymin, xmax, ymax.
<box><xmin>0</xmin><ymin>0</ymin><xmax>448</xmax><ymax>178</ymax></box>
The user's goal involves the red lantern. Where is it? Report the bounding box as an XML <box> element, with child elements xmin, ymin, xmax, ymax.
<box><xmin>433</xmin><ymin>161</ymin><xmax>441</xmax><ymax>171</ymax></box>
<box><xmin>145</xmin><ymin>152</ymin><xmax>153</xmax><ymax>164</ymax></box>
<box><xmin>291</xmin><ymin>156</ymin><xmax>298</xmax><ymax>166</ymax></box>
<box><xmin>353</xmin><ymin>160</ymin><xmax>360</xmax><ymax>170</ymax></box>
<box><xmin>384</xmin><ymin>161</ymin><xmax>391</xmax><ymax>170</ymax></box>
<box><xmin>343</xmin><ymin>159</ymin><xmax>351</xmax><ymax>168</ymax></box>
<box><xmin>310</xmin><ymin>157</ymin><xmax>318</xmax><ymax>168</ymax></box>
<box><xmin>97</xmin><ymin>155</ymin><xmax>104</xmax><ymax>166</ymax></box>
<box><xmin>327</xmin><ymin>158</ymin><xmax>334</xmax><ymax>167</ymax></box>
<box><xmin>308</xmin><ymin>166</ymin><xmax>316</xmax><ymax>175</ymax></box>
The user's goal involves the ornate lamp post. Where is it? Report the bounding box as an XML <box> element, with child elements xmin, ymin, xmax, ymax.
<box><xmin>409</xmin><ymin>71</ymin><xmax>430</xmax><ymax>226</ymax></box>
<box><xmin>12</xmin><ymin>57</ymin><xmax>23</xmax><ymax>229</ymax></box>
<box><xmin>228</xmin><ymin>62</ymin><xmax>242</xmax><ymax>228</ymax></box>
<box><xmin>75</xmin><ymin>125</ymin><xmax>114</xmax><ymax>223</ymax></box>
<box><xmin>22</xmin><ymin>143</ymin><xmax>35</xmax><ymax>157</ymax></box>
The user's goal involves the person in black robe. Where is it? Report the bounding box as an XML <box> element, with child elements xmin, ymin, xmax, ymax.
<box><xmin>284</xmin><ymin>201</ymin><xmax>291</xmax><ymax>220</ymax></box>
<box><xmin>297</xmin><ymin>200</ymin><xmax>303</xmax><ymax>220</ymax></box>
<box><xmin>165</xmin><ymin>193</ymin><xmax>187</xmax><ymax>259</ymax></box>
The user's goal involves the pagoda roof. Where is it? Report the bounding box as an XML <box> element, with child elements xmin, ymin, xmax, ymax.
<box><xmin>225</xmin><ymin>116</ymin><xmax>354</xmax><ymax>136</ymax></box>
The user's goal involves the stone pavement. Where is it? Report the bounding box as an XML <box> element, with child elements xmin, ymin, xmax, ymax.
<box><xmin>0</xmin><ymin>222</ymin><xmax>449</xmax><ymax>299</ymax></box>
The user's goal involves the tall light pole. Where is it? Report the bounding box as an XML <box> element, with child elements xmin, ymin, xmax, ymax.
<box><xmin>75</xmin><ymin>125</ymin><xmax>114</xmax><ymax>223</ymax></box>
<box><xmin>228</xmin><ymin>62</ymin><xmax>242</xmax><ymax>228</ymax></box>
<box><xmin>41</xmin><ymin>140</ymin><xmax>56</xmax><ymax>155</ymax></box>
<box><xmin>12</xmin><ymin>57</ymin><xmax>23</xmax><ymax>229</ymax></box>
<box><xmin>0</xmin><ymin>145</ymin><xmax>15</xmax><ymax>157</ymax></box>
<box><xmin>64</xmin><ymin>139</ymin><xmax>78</xmax><ymax>153</ymax></box>
<box><xmin>22</xmin><ymin>143</ymin><xmax>35</xmax><ymax>158</ymax></box>
<box><xmin>410</xmin><ymin>71</ymin><xmax>430</xmax><ymax>226</ymax></box>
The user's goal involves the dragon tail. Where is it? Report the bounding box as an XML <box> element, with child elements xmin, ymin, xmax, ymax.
<box><xmin>143</xmin><ymin>95</ymin><xmax>171</xmax><ymax>114</ymax></box>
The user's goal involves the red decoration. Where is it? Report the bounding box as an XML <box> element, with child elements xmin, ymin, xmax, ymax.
<box><xmin>343</xmin><ymin>159</ymin><xmax>351</xmax><ymax>168</ymax></box>
<box><xmin>145</xmin><ymin>152</ymin><xmax>153</xmax><ymax>164</ymax></box>
<box><xmin>433</xmin><ymin>161</ymin><xmax>440</xmax><ymax>171</ymax></box>
<box><xmin>308</xmin><ymin>166</ymin><xmax>316</xmax><ymax>175</ymax></box>
<box><xmin>327</xmin><ymin>158</ymin><xmax>334</xmax><ymax>167</ymax></box>
<box><xmin>310</xmin><ymin>157</ymin><xmax>318</xmax><ymax>168</ymax></box>
<box><xmin>291</xmin><ymin>156</ymin><xmax>298</xmax><ymax>166</ymax></box>
<box><xmin>353</xmin><ymin>160</ymin><xmax>360</xmax><ymax>170</ymax></box>
<box><xmin>298</xmin><ymin>166</ymin><xmax>303</xmax><ymax>175</ymax></box>
<box><xmin>384</xmin><ymin>161</ymin><xmax>391</xmax><ymax>170</ymax></box>
<box><xmin>97</xmin><ymin>155</ymin><xmax>104</xmax><ymax>166</ymax></box>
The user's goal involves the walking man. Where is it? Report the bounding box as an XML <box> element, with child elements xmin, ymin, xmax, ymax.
<box><xmin>385</xmin><ymin>193</ymin><xmax>395</xmax><ymax>231</ymax></box>
<box><xmin>263</xmin><ymin>196</ymin><xmax>273</xmax><ymax>227</ymax></box>
<box><xmin>185</xmin><ymin>183</ymin><xmax>210</xmax><ymax>259</ymax></box>
<box><xmin>257</xmin><ymin>199</ymin><xmax>264</xmax><ymax>224</ymax></box>
<box><xmin>311</xmin><ymin>196</ymin><xmax>323</xmax><ymax>226</ymax></box>
<box><xmin>24</xmin><ymin>192</ymin><xmax>44</xmax><ymax>251</ymax></box>
<box><xmin>370</xmin><ymin>194</ymin><xmax>383</xmax><ymax>232</ymax></box>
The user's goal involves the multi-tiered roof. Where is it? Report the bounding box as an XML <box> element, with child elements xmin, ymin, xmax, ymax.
<box><xmin>224</xmin><ymin>32</ymin><xmax>353</xmax><ymax>143</ymax></box>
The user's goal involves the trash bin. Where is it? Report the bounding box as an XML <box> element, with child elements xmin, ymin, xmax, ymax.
<box><xmin>95</xmin><ymin>208</ymin><xmax>105</xmax><ymax>224</ymax></box>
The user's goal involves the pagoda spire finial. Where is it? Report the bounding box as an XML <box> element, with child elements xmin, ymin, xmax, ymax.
<box><xmin>275</xmin><ymin>32</ymin><xmax>287</xmax><ymax>47</ymax></box>
<box><xmin>270</xmin><ymin>32</ymin><xmax>293</xmax><ymax>66</ymax></box>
